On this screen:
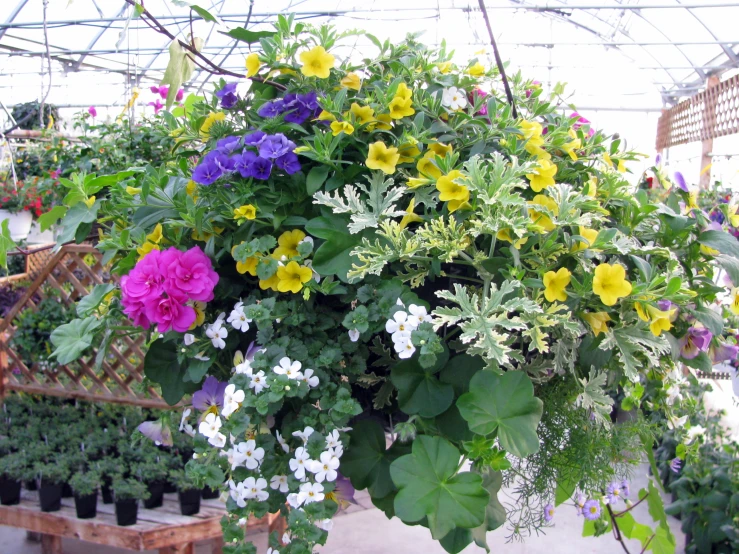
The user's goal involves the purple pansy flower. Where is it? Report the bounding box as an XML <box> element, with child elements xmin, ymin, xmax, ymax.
<box><xmin>244</xmin><ymin>130</ymin><xmax>267</xmax><ymax>146</ymax></box>
<box><xmin>276</xmin><ymin>152</ymin><xmax>301</xmax><ymax>175</ymax></box>
<box><xmin>216</xmin><ymin>135</ymin><xmax>242</xmax><ymax>155</ymax></box>
<box><xmin>680</xmin><ymin>326</ymin><xmax>713</xmax><ymax>359</ymax></box>
<box><xmin>669</xmin><ymin>458</ymin><xmax>682</xmax><ymax>473</ymax></box>
<box><xmin>137</xmin><ymin>419</ymin><xmax>173</xmax><ymax>446</ymax></box>
<box><xmin>333</xmin><ymin>474</ymin><xmax>357</xmax><ymax>510</ymax></box>
<box><xmin>192</xmin><ymin>160</ymin><xmax>223</xmax><ymax>185</ymax></box>
<box><xmin>710</xmin><ymin>341</ymin><xmax>739</xmax><ymax>364</ymax></box>
<box><xmin>543</xmin><ymin>503</ymin><xmax>555</xmax><ymax>522</ymax></box>
<box><xmin>582</xmin><ymin>499</ymin><xmax>601</xmax><ymax>520</ymax></box>
<box><xmin>235</xmin><ymin>151</ymin><xmax>258</xmax><ymax>178</ymax></box>
<box><xmin>192</xmin><ymin>375</ymin><xmax>227</xmax><ymax>412</ymax></box>
<box><xmin>250</xmin><ymin>157</ymin><xmax>273</xmax><ymax>180</ymax></box>
<box><xmin>258</xmin><ymin>134</ymin><xmax>295</xmax><ymax>159</ymax></box>
<box><xmin>215</xmin><ymin>82</ymin><xmax>239</xmax><ymax>109</ymax></box>
<box><xmin>244</xmin><ymin>341</ymin><xmax>262</xmax><ymax>362</ymax></box>
<box><xmin>673</xmin><ymin>171</ymin><xmax>689</xmax><ymax>192</ymax></box>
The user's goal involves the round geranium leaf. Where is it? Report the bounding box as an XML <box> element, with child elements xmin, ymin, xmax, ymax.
<box><xmin>391</xmin><ymin>358</ymin><xmax>454</xmax><ymax>418</ymax></box>
<box><xmin>390</xmin><ymin>435</ymin><xmax>489</xmax><ymax>540</ymax></box>
<box><xmin>456</xmin><ymin>371</ymin><xmax>543</xmax><ymax>458</ymax></box>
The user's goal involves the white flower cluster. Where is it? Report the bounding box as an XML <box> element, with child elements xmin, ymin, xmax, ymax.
<box><xmin>196</xmin><ymin>384</ymin><xmax>246</xmax><ymax>448</ymax></box>
<box><xmin>283</xmin><ymin>428</ymin><xmax>344</xmax><ymax>510</ymax></box>
<box><xmin>205</xmin><ymin>313</ymin><xmax>228</xmax><ymax>349</ymax></box>
<box><xmin>273</xmin><ymin>357</ymin><xmax>320</xmax><ymax>388</ymax></box>
<box><xmin>385</xmin><ymin>301</ymin><xmax>432</xmax><ymax>359</ymax></box>
<box><xmin>227</xmin><ymin>300</ymin><xmax>252</xmax><ymax>332</ymax></box>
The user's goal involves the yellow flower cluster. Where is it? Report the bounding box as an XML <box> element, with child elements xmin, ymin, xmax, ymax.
<box><xmin>526</xmin><ymin>159</ymin><xmax>557</xmax><ymax>192</ymax></box>
<box><xmin>388</xmin><ymin>83</ymin><xmax>414</xmax><ymax>120</ymax></box>
<box><xmin>299</xmin><ymin>46</ymin><xmax>335</xmax><ymax>79</ymax></box>
<box><xmin>233</xmin><ymin>204</ymin><xmax>257</xmax><ymax>224</ymax></box>
<box><xmin>519</xmin><ymin>120</ymin><xmax>549</xmax><ymax>160</ymax></box>
<box><xmin>136</xmin><ymin>223</ymin><xmax>164</xmax><ymax>259</ymax></box>
<box><xmin>636</xmin><ymin>302</ymin><xmax>675</xmax><ymax>337</ymax></box>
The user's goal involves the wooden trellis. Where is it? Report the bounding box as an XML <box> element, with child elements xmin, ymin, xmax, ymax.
<box><xmin>0</xmin><ymin>244</ymin><xmax>167</xmax><ymax>408</ymax></box>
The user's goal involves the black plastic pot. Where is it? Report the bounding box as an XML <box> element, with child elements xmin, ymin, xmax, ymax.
<box><xmin>74</xmin><ymin>493</ymin><xmax>97</xmax><ymax>519</ymax></box>
<box><xmin>163</xmin><ymin>481</ymin><xmax>177</xmax><ymax>494</ymax></box>
<box><xmin>0</xmin><ymin>476</ymin><xmax>22</xmax><ymax>506</ymax></box>
<box><xmin>178</xmin><ymin>489</ymin><xmax>201</xmax><ymax>516</ymax></box>
<box><xmin>143</xmin><ymin>482</ymin><xmax>165</xmax><ymax>509</ymax></box>
<box><xmin>115</xmin><ymin>499</ymin><xmax>138</xmax><ymax>526</ymax></box>
<box><xmin>201</xmin><ymin>486</ymin><xmax>219</xmax><ymax>500</ymax></box>
<box><xmin>38</xmin><ymin>481</ymin><xmax>63</xmax><ymax>512</ymax></box>
<box><xmin>62</xmin><ymin>482</ymin><xmax>73</xmax><ymax>498</ymax></box>
<box><xmin>101</xmin><ymin>483</ymin><xmax>113</xmax><ymax>504</ymax></box>
<box><xmin>25</xmin><ymin>479</ymin><xmax>37</xmax><ymax>491</ymax></box>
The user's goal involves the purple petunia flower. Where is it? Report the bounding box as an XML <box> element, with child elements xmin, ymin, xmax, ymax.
<box><xmin>673</xmin><ymin>171</ymin><xmax>689</xmax><ymax>192</ymax></box>
<box><xmin>243</xmin><ymin>130</ymin><xmax>267</xmax><ymax>146</ymax></box>
<box><xmin>250</xmin><ymin>157</ymin><xmax>273</xmax><ymax>180</ymax></box>
<box><xmin>275</xmin><ymin>152</ymin><xmax>301</xmax><ymax>175</ymax></box>
<box><xmin>137</xmin><ymin>419</ymin><xmax>173</xmax><ymax>446</ymax></box>
<box><xmin>207</xmin><ymin>152</ymin><xmax>236</xmax><ymax>173</ymax></box>
<box><xmin>543</xmin><ymin>503</ymin><xmax>555</xmax><ymax>522</ymax></box>
<box><xmin>680</xmin><ymin>327</ymin><xmax>713</xmax><ymax>359</ymax></box>
<box><xmin>215</xmin><ymin>82</ymin><xmax>239</xmax><ymax>109</ymax></box>
<box><xmin>710</xmin><ymin>341</ymin><xmax>739</xmax><ymax>364</ymax></box>
<box><xmin>284</xmin><ymin>105</ymin><xmax>312</xmax><ymax>124</ymax></box>
<box><xmin>192</xmin><ymin>159</ymin><xmax>223</xmax><ymax>185</ymax></box>
<box><xmin>298</xmin><ymin>91</ymin><xmax>320</xmax><ymax>111</ymax></box>
<box><xmin>175</xmin><ymin>88</ymin><xmax>184</xmax><ymax>102</ymax></box>
<box><xmin>192</xmin><ymin>376</ymin><xmax>227</xmax><ymax>412</ymax></box>
<box><xmin>582</xmin><ymin>499</ymin><xmax>601</xmax><ymax>520</ymax></box>
<box><xmin>216</xmin><ymin>135</ymin><xmax>242</xmax><ymax>155</ymax></box>
<box><xmin>235</xmin><ymin>151</ymin><xmax>258</xmax><ymax>178</ymax></box>
<box><xmin>669</xmin><ymin>458</ymin><xmax>682</xmax><ymax>473</ymax></box>
<box><xmin>258</xmin><ymin>133</ymin><xmax>295</xmax><ymax>159</ymax></box>
<box><xmin>257</xmin><ymin>100</ymin><xmax>285</xmax><ymax>118</ymax></box>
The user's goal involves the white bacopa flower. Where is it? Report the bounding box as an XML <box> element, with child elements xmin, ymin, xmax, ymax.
<box><xmin>297</xmin><ymin>482</ymin><xmax>325</xmax><ymax>505</ymax></box>
<box><xmin>316</xmin><ymin>518</ymin><xmax>333</xmax><ymax>531</ymax></box>
<box><xmin>221</xmin><ymin>384</ymin><xmax>245</xmax><ymax>418</ymax></box>
<box><xmin>312</xmin><ymin>451</ymin><xmax>340</xmax><ymax>483</ymax></box>
<box><xmin>667</xmin><ymin>415</ymin><xmax>687</xmax><ymax>429</ymax></box>
<box><xmin>243</xmin><ymin>476</ymin><xmax>269</xmax><ymax>502</ymax></box>
<box><xmin>276</xmin><ymin>430</ymin><xmax>289</xmax><ymax>453</ymax></box>
<box><xmin>205</xmin><ymin>319</ymin><xmax>228</xmax><ymax>349</ymax></box>
<box><xmin>282</xmin><ymin>532</ymin><xmax>291</xmax><ymax>545</ymax></box>
<box><xmin>234</xmin><ymin>359</ymin><xmax>253</xmax><ymax>376</ymax></box>
<box><xmin>396</xmin><ymin>298</ymin><xmax>405</xmax><ymax>307</ymax></box>
<box><xmin>386</xmin><ymin>311</ymin><xmax>413</xmax><ymax>335</ymax></box>
<box><xmin>249</xmin><ymin>371</ymin><xmax>268</xmax><ymax>394</ymax></box>
<box><xmin>208</xmin><ymin>432</ymin><xmax>227</xmax><ymax>449</ymax></box>
<box><xmin>289</xmin><ymin>446</ymin><xmax>312</xmax><ymax>480</ymax></box>
<box><xmin>236</xmin><ymin>439</ymin><xmax>265</xmax><ymax>470</ymax></box>
<box><xmin>198</xmin><ymin>413</ymin><xmax>222</xmax><ymax>438</ymax></box>
<box><xmin>300</xmin><ymin>236</ymin><xmax>314</xmax><ymax>246</ymax></box>
<box><xmin>329</xmin><ymin>444</ymin><xmax>344</xmax><ymax>459</ymax></box>
<box><xmin>270</xmin><ymin>475</ymin><xmax>289</xmax><ymax>493</ymax></box>
<box><xmin>408</xmin><ymin>304</ymin><xmax>432</xmax><ymax>326</ymax></box>
<box><xmin>274</xmin><ymin>357</ymin><xmax>303</xmax><ymax>379</ymax></box>
<box><xmin>179</xmin><ymin>408</ymin><xmax>192</xmax><ymax>432</ymax></box>
<box><xmin>391</xmin><ymin>329</ymin><xmax>412</xmax><ymax>344</ymax></box>
<box><xmin>325</xmin><ymin>430</ymin><xmax>341</xmax><ymax>450</ymax></box>
<box><xmin>230</xmin><ymin>481</ymin><xmax>247</xmax><ymax>507</ymax></box>
<box><xmin>194</xmin><ymin>353</ymin><xmax>210</xmax><ymax>361</ymax></box>
<box><xmin>183</xmin><ymin>333</ymin><xmax>196</xmax><ymax>345</ymax></box>
<box><xmin>396</xmin><ymin>339</ymin><xmax>416</xmax><ymax>359</ymax></box>
<box><xmin>286</xmin><ymin>492</ymin><xmax>302</xmax><ymax>508</ymax></box>
<box><xmin>686</xmin><ymin>425</ymin><xmax>706</xmax><ymax>443</ymax></box>
<box><xmin>348</xmin><ymin>328</ymin><xmax>360</xmax><ymax>342</ymax></box>
<box><xmin>441</xmin><ymin>86</ymin><xmax>468</xmax><ymax>110</ymax></box>
<box><xmin>238</xmin><ymin>517</ymin><xmax>247</xmax><ymax>527</ymax></box>
<box><xmin>292</xmin><ymin>426</ymin><xmax>314</xmax><ymax>443</ymax></box>
<box><xmin>227</xmin><ymin>302</ymin><xmax>252</xmax><ymax>332</ymax></box>
<box><xmin>301</xmin><ymin>368</ymin><xmax>320</xmax><ymax>388</ymax></box>
<box><xmin>304</xmin><ymin>258</ymin><xmax>321</xmax><ymax>283</ymax></box>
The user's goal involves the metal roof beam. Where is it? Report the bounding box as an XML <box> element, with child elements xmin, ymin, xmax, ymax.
<box><xmin>0</xmin><ymin>0</ymin><xmax>30</xmax><ymax>40</ymax></box>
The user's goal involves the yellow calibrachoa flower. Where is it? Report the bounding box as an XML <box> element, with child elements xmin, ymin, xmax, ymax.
<box><xmin>467</xmin><ymin>62</ymin><xmax>486</xmax><ymax>76</ymax></box>
<box><xmin>388</xmin><ymin>96</ymin><xmax>414</xmax><ymax>119</ymax></box>
<box><xmin>407</xmin><ymin>176</ymin><xmax>431</xmax><ymax>189</ymax></box>
<box><xmin>437</xmin><ymin>61</ymin><xmax>453</xmax><ymax>74</ymax></box>
<box><xmin>315</xmin><ymin>110</ymin><xmax>337</xmax><ymax>122</ymax></box>
<box><xmin>330</xmin><ymin>120</ymin><xmax>355</xmax><ymax>136</ymax></box>
<box><xmin>635</xmin><ymin>303</ymin><xmax>674</xmax><ymax>337</ymax></box>
<box><xmin>496</xmin><ymin>228</ymin><xmax>527</xmax><ymax>249</ymax></box>
<box><xmin>584</xmin><ymin>175</ymin><xmax>598</xmax><ymax>197</ymax></box>
<box><xmin>728</xmin><ymin>288</ymin><xmax>739</xmax><ymax>315</ymax></box>
<box><xmin>727</xmin><ymin>203</ymin><xmax>739</xmax><ymax>227</ymax></box>
<box><xmin>563</xmin><ymin>130</ymin><xmax>582</xmax><ymax>161</ymax></box>
<box><xmin>593</xmin><ymin>263</ymin><xmax>632</xmax><ymax>306</ymax></box>
<box><xmin>543</xmin><ymin>268</ymin><xmax>571</xmax><ymax>302</ymax></box>
<box><xmin>526</xmin><ymin>159</ymin><xmax>557</xmax><ymax>192</ymax></box>
<box><xmin>602</xmin><ymin>152</ymin><xmax>614</xmax><ymax>169</ymax></box>
<box><xmin>617</xmin><ymin>159</ymin><xmax>627</xmax><ymax>173</ymax></box>
<box><xmin>276</xmin><ymin>261</ymin><xmax>313</xmax><ymax>293</ymax></box>
<box><xmin>200</xmin><ymin>111</ymin><xmax>225</xmax><ymax>137</ymax></box>
<box><xmin>366</xmin><ymin>141</ymin><xmax>400</xmax><ymax>175</ymax></box>
<box><xmin>700</xmin><ymin>243</ymin><xmax>720</xmax><ymax>256</ymax></box>
<box><xmin>84</xmin><ymin>196</ymin><xmax>96</xmax><ymax>208</ymax></box>
<box><xmin>234</xmin><ymin>204</ymin><xmax>257</xmax><ymax>223</ymax></box>
<box><xmin>436</xmin><ymin>170</ymin><xmax>470</xmax><ymax>213</ymax></box>
<box><xmin>520</xmin><ymin>120</ymin><xmax>550</xmax><ymax>160</ymax></box>
<box><xmin>427</xmin><ymin>142</ymin><xmax>453</xmax><ymax>157</ymax></box>
<box><xmin>136</xmin><ymin>241</ymin><xmax>159</xmax><ymax>260</ymax></box>
<box><xmin>189</xmin><ymin>301</ymin><xmax>207</xmax><ymax>330</ymax></box>
<box><xmin>274</xmin><ymin>229</ymin><xmax>306</xmax><ymax>259</ymax></box>
<box><xmin>340</xmin><ymin>72</ymin><xmax>361</xmax><ymax>91</ymax></box>
<box><xmin>374</xmin><ymin>113</ymin><xmax>393</xmax><ymax>131</ymax></box>
<box><xmin>399</xmin><ymin>199</ymin><xmax>423</xmax><ymax>230</ymax></box>
<box><xmin>136</xmin><ymin>223</ymin><xmax>164</xmax><ymax>259</ymax></box>
<box><xmin>395</xmin><ymin>82</ymin><xmax>413</xmax><ymax>102</ymax></box>
<box><xmin>245</xmin><ymin>53</ymin><xmax>261</xmax><ymax>77</ymax></box>
<box><xmin>125</xmin><ymin>186</ymin><xmax>141</xmax><ymax>196</ymax></box>
<box><xmin>397</xmin><ymin>142</ymin><xmax>421</xmax><ymax>163</ymax></box>
<box><xmin>299</xmin><ymin>46</ymin><xmax>335</xmax><ymax>78</ymax></box>
<box><xmin>349</xmin><ymin>103</ymin><xmax>375</xmax><ymax>125</ymax></box>
<box><xmin>572</xmin><ymin>227</ymin><xmax>599</xmax><ymax>252</ymax></box>
<box><xmin>528</xmin><ymin>195</ymin><xmax>559</xmax><ymax>232</ymax></box>
<box><xmin>582</xmin><ymin>312</ymin><xmax>611</xmax><ymax>336</ymax></box>
<box><xmin>147</xmin><ymin>223</ymin><xmax>163</xmax><ymax>244</ymax></box>
<box><xmin>236</xmin><ymin>256</ymin><xmax>259</xmax><ymax>276</ymax></box>
<box><xmin>259</xmin><ymin>273</ymin><xmax>280</xmax><ymax>292</ymax></box>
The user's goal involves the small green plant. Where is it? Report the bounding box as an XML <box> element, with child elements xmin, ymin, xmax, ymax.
<box><xmin>11</xmin><ymin>291</ymin><xmax>72</xmax><ymax>369</ymax></box>
<box><xmin>35</xmin><ymin>461</ymin><xmax>70</xmax><ymax>486</ymax></box>
<box><xmin>69</xmin><ymin>470</ymin><xmax>101</xmax><ymax>498</ymax></box>
<box><xmin>0</xmin><ymin>453</ymin><xmax>28</xmax><ymax>481</ymax></box>
<box><xmin>170</xmin><ymin>469</ymin><xmax>198</xmax><ymax>492</ymax></box>
<box><xmin>133</xmin><ymin>460</ymin><xmax>169</xmax><ymax>484</ymax></box>
<box><xmin>111</xmin><ymin>476</ymin><xmax>150</xmax><ymax>502</ymax></box>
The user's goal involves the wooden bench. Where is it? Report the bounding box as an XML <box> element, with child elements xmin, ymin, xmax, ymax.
<box><xmin>0</xmin><ymin>490</ymin><xmax>278</xmax><ymax>554</ymax></box>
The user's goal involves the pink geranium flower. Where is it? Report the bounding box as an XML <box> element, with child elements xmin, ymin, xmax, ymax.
<box><xmin>144</xmin><ymin>295</ymin><xmax>196</xmax><ymax>333</ymax></box>
<box><xmin>121</xmin><ymin>250</ymin><xmax>164</xmax><ymax>301</ymax></box>
<box><xmin>161</xmin><ymin>246</ymin><xmax>219</xmax><ymax>302</ymax></box>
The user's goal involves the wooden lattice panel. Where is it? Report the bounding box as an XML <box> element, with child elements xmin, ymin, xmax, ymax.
<box><xmin>0</xmin><ymin>244</ymin><xmax>167</xmax><ymax>408</ymax></box>
<box><xmin>656</xmin><ymin>74</ymin><xmax>739</xmax><ymax>150</ymax></box>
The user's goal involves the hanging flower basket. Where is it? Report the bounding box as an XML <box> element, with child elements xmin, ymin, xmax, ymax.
<box><xmin>0</xmin><ymin>210</ymin><xmax>33</xmax><ymax>241</ymax></box>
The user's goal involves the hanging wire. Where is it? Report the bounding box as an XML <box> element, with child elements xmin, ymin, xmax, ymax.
<box><xmin>477</xmin><ymin>0</ymin><xmax>517</xmax><ymax>119</ymax></box>
<box><xmin>38</xmin><ymin>0</ymin><xmax>53</xmax><ymax>129</ymax></box>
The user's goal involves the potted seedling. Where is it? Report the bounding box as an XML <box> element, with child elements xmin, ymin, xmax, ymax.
<box><xmin>112</xmin><ymin>476</ymin><xmax>149</xmax><ymax>526</ymax></box>
<box><xmin>136</xmin><ymin>460</ymin><xmax>169</xmax><ymax>509</ymax></box>
<box><xmin>171</xmin><ymin>469</ymin><xmax>200</xmax><ymax>516</ymax></box>
<box><xmin>35</xmin><ymin>461</ymin><xmax>69</xmax><ymax>512</ymax></box>
<box><xmin>69</xmin><ymin>470</ymin><xmax>100</xmax><ymax>519</ymax></box>
<box><xmin>0</xmin><ymin>453</ymin><xmax>25</xmax><ymax>506</ymax></box>
<box><xmin>94</xmin><ymin>458</ymin><xmax>118</xmax><ymax>504</ymax></box>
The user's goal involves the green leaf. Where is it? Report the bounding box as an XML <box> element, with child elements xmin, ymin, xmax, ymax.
<box><xmin>716</xmin><ymin>254</ymin><xmax>739</xmax><ymax>286</ymax></box>
<box><xmin>698</xmin><ymin>229</ymin><xmax>739</xmax><ymax>259</ymax></box>
<box><xmin>682</xmin><ymin>351</ymin><xmax>711</xmax><ymax>372</ymax></box>
<box><xmin>306</xmin><ymin>216</ymin><xmax>363</xmax><ymax>279</ymax></box>
<box><xmin>144</xmin><ymin>339</ymin><xmax>187</xmax><ymax>405</ymax></box>
<box><xmin>306</xmin><ymin>165</ymin><xmax>331</xmax><ymax>195</ymax></box>
<box><xmin>38</xmin><ymin>206</ymin><xmax>67</xmax><ymax>232</ymax></box>
<box><xmin>391</xmin><ymin>359</ymin><xmax>454</xmax><ymax>418</ymax></box>
<box><xmin>439</xmin><ymin>354</ymin><xmax>484</xmax><ymax>396</ymax></box>
<box><xmin>50</xmin><ymin>317</ymin><xmax>102</xmax><ymax>365</ymax></box>
<box><xmin>390</xmin><ymin>436</ymin><xmax>489</xmax><ymax>540</ymax></box>
<box><xmin>190</xmin><ymin>4</ymin><xmax>218</xmax><ymax>22</ymax></box>
<box><xmin>341</xmin><ymin>420</ymin><xmax>410</xmax><ymax>499</ymax></box>
<box><xmin>457</xmin><ymin>371</ymin><xmax>543</xmax><ymax>458</ymax></box>
<box><xmin>440</xmin><ymin>528</ymin><xmax>472</xmax><ymax>554</ymax></box>
<box><xmin>0</xmin><ymin>219</ymin><xmax>16</xmax><ymax>270</ymax></box>
<box><xmin>76</xmin><ymin>284</ymin><xmax>116</xmax><ymax>317</ymax></box>
<box><xmin>690</xmin><ymin>305</ymin><xmax>723</xmax><ymax>337</ymax></box>
<box><xmin>644</xmin><ymin>479</ymin><xmax>675</xmax><ymax>548</ymax></box>
<box><xmin>160</xmin><ymin>38</ymin><xmax>203</xmax><ymax>109</ymax></box>
<box><xmin>470</xmin><ymin>468</ymin><xmax>506</xmax><ymax>551</ymax></box>
<box><xmin>555</xmin><ymin>472</ymin><xmax>578</xmax><ymax>506</ymax></box>
<box><xmin>222</xmin><ymin>28</ymin><xmax>276</xmax><ymax>44</ymax></box>
<box><xmin>57</xmin><ymin>200</ymin><xmax>100</xmax><ymax>245</ymax></box>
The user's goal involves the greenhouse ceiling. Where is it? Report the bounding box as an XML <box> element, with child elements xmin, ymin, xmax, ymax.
<box><xmin>1</xmin><ymin>0</ymin><xmax>738</xmax><ymax>113</ymax></box>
